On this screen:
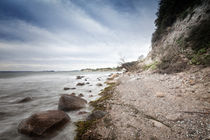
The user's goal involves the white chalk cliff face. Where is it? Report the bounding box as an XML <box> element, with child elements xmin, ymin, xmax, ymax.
<box><xmin>145</xmin><ymin>1</ymin><xmax>210</xmax><ymax>64</ymax></box>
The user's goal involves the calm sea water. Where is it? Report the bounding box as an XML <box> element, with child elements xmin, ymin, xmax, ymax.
<box><xmin>0</xmin><ymin>71</ymin><xmax>113</xmax><ymax>140</ymax></box>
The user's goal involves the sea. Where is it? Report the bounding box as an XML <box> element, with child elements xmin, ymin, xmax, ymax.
<box><xmin>0</xmin><ymin>71</ymin><xmax>114</xmax><ymax>140</ymax></box>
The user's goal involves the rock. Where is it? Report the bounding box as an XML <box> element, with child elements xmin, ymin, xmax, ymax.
<box><xmin>87</xmin><ymin>90</ymin><xmax>92</xmax><ymax>93</ymax></box>
<box><xmin>78</xmin><ymin>93</ymin><xmax>84</xmax><ymax>97</ymax></box>
<box><xmin>96</xmin><ymin>83</ymin><xmax>103</xmax><ymax>86</ymax></box>
<box><xmin>69</xmin><ymin>88</ymin><xmax>76</xmax><ymax>90</ymax></box>
<box><xmin>70</xmin><ymin>93</ymin><xmax>76</xmax><ymax>96</ymax></box>
<box><xmin>151</xmin><ymin>120</ymin><xmax>167</xmax><ymax>129</ymax></box>
<box><xmin>155</xmin><ymin>92</ymin><xmax>165</xmax><ymax>98</ymax></box>
<box><xmin>16</xmin><ymin>97</ymin><xmax>32</xmax><ymax>103</ymax></box>
<box><xmin>76</xmin><ymin>76</ymin><xmax>84</xmax><ymax>79</ymax></box>
<box><xmin>63</xmin><ymin>87</ymin><xmax>70</xmax><ymax>90</ymax></box>
<box><xmin>189</xmin><ymin>80</ymin><xmax>195</xmax><ymax>85</ymax></box>
<box><xmin>105</xmin><ymin>80</ymin><xmax>116</xmax><ymax>85</ymax></box>
<box><xmin>87</xmin><ymin>110</ymin><xmax>107</xmax><ymax>121</ymax></box>
<box><xmin>86</xmin><ymin>82</ymin><xmax>90</xmax><ymax>84</ymax></box>
<box><xmin>18</xmin><ymin>110</ymin><xmax>70</xmax><ymax>136</ymax></box>
<box><xmin>78</xmin><ymin>111</ymin><xmax>88</xmax><ymax>115</ymax></box>
<box><xmin>166</xmin><ymin>113</ymin><xmax>183</xmax><ymax>121</ymax></box>
<box><xmin>76</xmin><ymin>83</ymin><xmax>85</xmax><ymax>86</ymax></box>
<box><xmin>107</xmin><ymin>73</ymin><xmax>119</xmax><ymax>80</ymax></box>
<box><xmin>58</xmin><ymin>94</ymin><xmax>87</xmax><ymax>111</ymax></box>
<box><xmin>89</xmin><ymin>95</ymin><xmax>93</xmax><ymax>98</ymax></box>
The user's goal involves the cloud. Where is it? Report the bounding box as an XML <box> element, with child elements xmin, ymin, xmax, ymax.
<box><xmin>0</xmin><ymin>0</ymin><xmax>158</xmax><ymax>71</ymax></box>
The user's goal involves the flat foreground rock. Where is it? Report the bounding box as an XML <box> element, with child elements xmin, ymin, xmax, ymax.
<box><xmin>58</xmin><ymin>94</ymin><xmax>87</xmax><ymax>111</ymax></box>
<box><xmin>18</xmin><ymin>110</ymin><xmax>70</xmax><ymax>137</ymax></box>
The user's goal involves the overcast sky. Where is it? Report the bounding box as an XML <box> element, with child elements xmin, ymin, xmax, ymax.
<box><xmin>0</xmin><ymin>0</ymin><xmax>158</xmax><ymax>71</ymax></box>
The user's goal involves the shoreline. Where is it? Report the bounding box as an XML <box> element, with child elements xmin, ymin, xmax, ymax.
<box><xmin>74</xmin><ymin>67</ymin><xmax>210</xmax><ymax>140</ymax></box>
<box><xmin>74</xmin><ymin>74</ymin><xmax>119</xmax><ymax>140</ymax></box>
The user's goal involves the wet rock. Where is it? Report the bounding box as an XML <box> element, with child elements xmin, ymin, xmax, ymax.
<box><xmin>87</xmin><ymin>90</ymin><xmax>92</xmax><ymax>93</ymax></box>
<box><xmin>78</xmin><ymin>93</ymin><xmax>84</xmax><ymax>97</ymax></box>
<box><xmin>58</xmin><ymin>94</ymin><xmax>87</xmax><ymax>111</ymax></box>
<box><xmin>63</xmin><ymin>87</ymin><xmax>70</xmax><ymax>90</ymax></box>
<box><xmin>18</xmin><ymin>110</ymin><xmax>70</xmax><ymax>137</ymax></box>
<box><xmin>97</xmin><ymin>78</ymin><xmax>101</xmax><ymax>81</ymax></box>
<box><xmin>76</xmin><ymin>83</ymin><xmax>85</xmax><ymax>86</ymax></box>
<box><xmin>16</xmin><ymin>97</ymin><xmax>33</xmax><ymax>103</ymax></box>
<box><xmin>87</xmin><ymin>110</ymin><xmax>107</xmax><ymax>121</ymax></box>
<box><xmin>69</xmin><ymin>88</ymin><xmax>76</xmax><ymax>90</ymax></box>
<box><xmin>78</xmin><ymin>111</ymin><xmax>88</xmax><ymax>115</ymax></box>
<box><xmin>96</xmin><ymin>83</ymin><xmax>103</xmax><ymax>86</ymax></box>
<box><xmin>70</xmin><ymin>93</ymin><xmax>76</xmax><ymax>96</ymax></box>
<box><xmin>89</xmin><ymin>95</ymin><xmax>93</xmax><ymax>98</ymax></box>
<box><xmin>76</xmin><ymin>76</ymin><xmax>84</xmax><ymax>79</ymax></box>
<box><xmin>86</xmin><ymin>82</ymin><xmax>90</xmax><ymax>84</ymax></box>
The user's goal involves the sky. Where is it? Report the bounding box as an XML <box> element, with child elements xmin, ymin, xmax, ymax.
<box><xmin>0</xmin><ymin>0</ymin><xmax>158</xmax><ymax>71</ymax></box>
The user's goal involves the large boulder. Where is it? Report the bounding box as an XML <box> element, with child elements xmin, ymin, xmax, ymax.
<box><xmin>18</xmin><ymin>110</ymin><xmax>70</xmax><ymax>137</ymax></box>
<box><xmin>58</xmin><ymin>94</ymin><xmax>87</xmax><ymax>111</ymax></box>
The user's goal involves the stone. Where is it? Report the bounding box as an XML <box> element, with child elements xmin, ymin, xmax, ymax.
<box><xmin>70</xmin><ymin>93</ymin><xmax>76</xmax><ymax>96</ymax></box>
<box><xmin>63</xmin><ymin>87</ymin><xmax>70</xmax><ymax>90</ymax></box>
<box><xmin>87</xmin><ymin>110</ymin><xmax>107</xmax><ymax>121</ymax></box>
<box><xmin>78</xmin><ymin>93</ymin><xmax>84</xmax><ymax>97</ymax></box>
<box><xmin>156</xmin><ymin>92</ymin><xmax>165</xmax><ymax>98</ymax></box>
<box><xmin>151</xmin><ymin>120</ymin><xmax>167</xmax><ymax>129</ymax></box>
<box><xmin>76</xmin><ymin>76</ymin><xmax>84</xmax><ymax>79</ymax></box>
<box><xmin>166</xmin><ymin>113</ymin><xmax>183</xmax><ymax>121</ymax></box>
<box><xmin>16</xmin><ymin>97</ymin><xmax>32</xmax><ymax>103</ymax></box>
<box><xmin>105</xmin><ymin>80</ymin><xmax>116</xmax><ymax>85</ymax></box>
<box><xmin>96</xmin><ymin>83</ymin><xmax>103</xmax><ymax>86</ymax></box>
<box><xmin>18</xmin><ymin>110</ymin><xmax>70</xmax><ymax>137</ymax></box>
<box><xmin>58</xmin><ymin>94</ymin><xmax>87</xmax><ymax>111</ymax></box>
<box><xmin>107</xmin><ymin>73</ymin><xmax>119</xmax><ymax>80</ymax></box>
<box><xmin>76</xmin><ymin>83</ymin><xmax>85</xmax><ymax>86</ymax></box>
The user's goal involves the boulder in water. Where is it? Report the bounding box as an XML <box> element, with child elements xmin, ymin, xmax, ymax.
<box><xmin>96</xmin><ymin>83</ymin><xmax>103</xmax><ymax>86</ymax></box>
<box><xmin>58</xmin><ymin>94</ymin><xmax>87</xmax><ymax>111</ymax></box>
<box><xmin>16</xmin><ymin>97</ymin><xmax>33</xmax><ymax>103</ymax></box>
<box><xmin>63</xmin><ymin>87</ymin><xmax>70</xmax><ymax>90</ymax></box>
<box><xmin>76</xmin><ymin>76</ymin><xmax>84</xmax><ymax>79</ymax></box>
<box><xmin>78</xmin><ymin>93</ymin><xmax>84</xmax><ymax>97</ymax></box>
<box><xmin>18</xmin><ymin>110</ymin><xmax>70</xmax><ymax>137</ymax></box>
<box><xmin>76</xmin><ymin>83</ymin><xmax>85</xmax><ymax>86</ymax></box>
